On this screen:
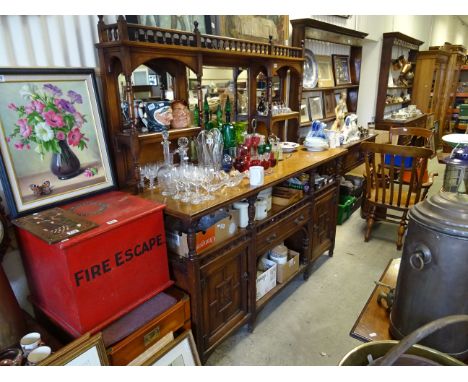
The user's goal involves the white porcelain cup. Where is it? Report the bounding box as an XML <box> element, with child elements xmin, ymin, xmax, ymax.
<box><xmin>249</xmin><ymin>166</ymin><xmax>264</xmax><ymax>186</ymax></box>
<box><xmin>20</xmin><ymin>332</ymin><xmax>41</xmax><ymax>355</ymax></box>
<box><xmin>27</xmin><ymin>345</ymin><xmax>51</xmax><ymax>365</ymax></box>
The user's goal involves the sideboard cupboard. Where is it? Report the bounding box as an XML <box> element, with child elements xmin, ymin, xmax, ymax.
<box><xmin>141</xmin><ymin>148</ymin><xmax>347</xmax><ymax>363</ymax></box>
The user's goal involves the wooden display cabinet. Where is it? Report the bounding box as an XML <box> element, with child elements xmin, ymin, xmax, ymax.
<box><xmin>290</xmin><ymin>19</ymin><xmax>368</xmax><ymax>138</ymax></box>
<box><xmin>375</xmin><ymin>32</ymin><xmax>425</xmax><ymax>131</ymax></box>
<box><xmin>428</xmin><ymin>44</ymin><xmax>466</xmax><ymax>134</ymax></box>
<box><xmin>95</xmin><ymin>16</ymin><xmax>303</xmax><ymax>190</ymax></box>
<box><xmin>412</xmin><ymin>49</ymin><xmax>450</xmax><ymax>143</ymax></box>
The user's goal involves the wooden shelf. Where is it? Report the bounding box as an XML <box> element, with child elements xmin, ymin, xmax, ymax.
<box><xmin>461</xmin><ymin>65</ymin><xmax>468</xmax><ymax>71</ymax></box>
<box><xmin>456</xmin><ymin>93</ymin><xmax>468</xmax><ymax>97</ymax></box>
<box><xmin>303</xmin><ymin>84</ymin><xmax>359</xmax><ymax>92</ymax></box>
<box><xmin>256</xmin><ymin>264</ymin><xmax>307</xmax><ymax>311</ymax></box>
<box><xmin>257</xmin><ymin>111</ymin><xmax>300</xmax><ymax>123</ymax></box>
<box><xmin>118</xmin><ymin>126</ymin><xmax>201</xmax><ymax>146</ymax></box>
<box><xmin>384</xmin><ymin>101</ymin><xmax>411</xmax><ymax>107</ymax></box>
<box><xmin>387</xmin><ymin>85</ymin><xmax>412</xmax><ymax>90</ymax></box>
<box><xmin>300</xmin><ymin>116</ymin><xmax>335</xmax><ymax>127</ymax></box>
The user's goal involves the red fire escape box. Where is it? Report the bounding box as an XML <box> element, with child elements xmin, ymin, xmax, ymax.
<box><xmin>16</xmin><ymin>191</ymin><xmax>172</xmax><ymax>337</ymax></box>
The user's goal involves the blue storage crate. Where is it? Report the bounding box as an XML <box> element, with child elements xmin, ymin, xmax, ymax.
<box><xmin>384</xmin><ymin>154</ymin><xmax>413</xmax><ymax>167</ymax></box>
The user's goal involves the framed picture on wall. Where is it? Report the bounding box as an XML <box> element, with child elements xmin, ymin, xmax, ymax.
<box><xmin>332</xmin><ymin>55</ymin><xmax>352</xmax><ymax>85</ymax></box>
<box><xmin>0</xmin><ymin>68</ymin><xmax>116</xmax><ymax>218</ymax></box>
<box><xmin>316</xmin><ymin>55</ymin><xmax>335</xmax><ymax>88</ymax></box>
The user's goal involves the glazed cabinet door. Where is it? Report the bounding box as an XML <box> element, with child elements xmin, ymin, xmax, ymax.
<box><xmin>200</xmin><ymin>242</ymin><xmax>249</xmax><ymax>352</ymax></box>
<box><xmin>312</xmin><ymin>186</ymin><xmax>338</xmax><ymax>261</ymax></box>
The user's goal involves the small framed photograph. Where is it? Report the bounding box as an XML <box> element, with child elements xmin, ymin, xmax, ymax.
<box><xmin>39</xmin><ymin>332</ymin><xmax>109</xmax><ymax>366</ymax></box>
<box><xmin>316</xmin><ymin>55</ymin><xmax>335</xmax><ymax>88</ymax></box>
<box><xmin>308</xmin><ymin>95</ymin><xmax>323</xmax><ymax>120</ymax></box>
<box><xmin>323</xmin><ymin>90</ymin><xmax>336</xmax><ymax>118</ymax></box>
<box><xmin>142</xmin><ymin>330</ymin><xmax>201</xmax><ymax>366</ymax></box>
<box><xmin>332</xmin><ymin>55</ymin><xmax>352</xmax><ymax>85</ymax></box>
<box><xmin>300</xmin><ymin>98</ymin><xmax>311</xmax><ymax>124</ymax></box>
<box><xmin>0</xmin><ymin>68</ymin><xmax>116</xmax><ymax>218</ymax></box>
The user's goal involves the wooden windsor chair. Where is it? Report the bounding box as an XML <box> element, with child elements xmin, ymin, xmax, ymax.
<box><xmin>361</xmin><ymin>142</ymin><xmax>433</xmax><ymax>250</ymax></box>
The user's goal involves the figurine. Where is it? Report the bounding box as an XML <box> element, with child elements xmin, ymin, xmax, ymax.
<box><xmin>331</xmin><ymin>91</ymin><xmax>348</xmax><ymax>132</ymax></box>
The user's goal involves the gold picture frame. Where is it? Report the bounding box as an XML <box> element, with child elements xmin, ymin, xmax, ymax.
<box><xmin>215</xmin><ymin>16</ymin><xmax>289</xmax><ymax>44</ymax></box>
<box><xmin>316</xmin><ymin>55</ymin><xmax>335</xmax><ymax>88</ymax></box>
<box><xmin>300</xmin><ymin>98</ymin><xmax>311</xmax><ymax>124</ymax></box>
<box><xmin>332</xmin><ymin>54</ymin><xmax>352</xmax><ymax>85</ymax></box>
<box><xmin>39</xmin><ymin>332</ymin><xmax>109</xmax><ymax>366</ymax></box>
<box><xmin>141</xmin><ymin>330</ymin><xmax>200</xmax><ymax>366</ymax></box>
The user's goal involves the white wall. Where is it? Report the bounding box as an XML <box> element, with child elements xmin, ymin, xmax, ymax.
<box><xmin>1</xmin><ymin>15</ymin><xmax>468</xmax><ymax>314</ymax></box>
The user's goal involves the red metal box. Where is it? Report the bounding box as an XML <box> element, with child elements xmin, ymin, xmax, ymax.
<box><xmin>16</xmin><ymin>191</ymin><xmax>172</xmax><ymax>337</ymax></box>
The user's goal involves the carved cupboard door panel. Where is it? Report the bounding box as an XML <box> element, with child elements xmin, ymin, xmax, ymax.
<box><xmin>312</xmin><ymin>186</ymin><xmax>338</xmax><ymax>261</ymax></box>
<box><xmin>200</xmin><ymin>242</ymin><xmax>249</xmax><ymax>351</ymax></box>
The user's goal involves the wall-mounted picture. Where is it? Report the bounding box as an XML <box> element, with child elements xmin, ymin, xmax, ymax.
<box><xmin>214</xmin><ymin>15</ymin><xmax>289</xmax><ymax>44</ymax></box>
<box><xmin>308</xmin><ymin>95</ymin><xmax>324</xmax><ymax>120</ymax></box>
<box><xmin>316</xmin><ymin>55</ymin><xmax>335</xmax><ymax>88</ymax></box>
<box><xmin>332</xmin><ymin>55</ymin><xmax>352</xmax><ymax>85</ymax></box>
<box><xmin>0</xmin><ymin>68</ymin><xmax>115</xmax><ymax>218</ymax></box>
<box><xmin>300</xmin><ymin>98</ymin><xmax>311</xmax><ymax>124</ymax></box>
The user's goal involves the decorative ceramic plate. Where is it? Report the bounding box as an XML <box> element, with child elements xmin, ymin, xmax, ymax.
<box><xmin>442</xmin><ymin>134</ymin><xmax>468</xmax><ymax>148</ymax></box>
<box><xmin>280</xmin><ymin>142</ymin><xmax>300</xmax><ymax>152</ymax></box>
<box><xmin>303</xmin><ymin>49</ymin><xmax>318</xmax><ymax>89</ymax></box>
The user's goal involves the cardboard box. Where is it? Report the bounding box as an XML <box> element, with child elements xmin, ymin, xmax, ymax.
<box><xmin>215</xmin><ymin>210</ymin><xmax>239</xmax><ymax>243</ymax></box>
<box><xmin>166</xmin><ymin>226</ymin><xmax>216</xmax><ymax>257</ymax></box>
<box><xmin>256</xmin><ymin>259</ymin><xmax>277</xmax><ymax>301</ymax></box>
<box><xmin>166</xmin><ymin>210</ymin><xmax>239</xmax><ymax>257</ymax></box>
<box><xmin>276</xmin><ymin>250</ymin><xmax>300</xmax><ymax>283</ymax></box>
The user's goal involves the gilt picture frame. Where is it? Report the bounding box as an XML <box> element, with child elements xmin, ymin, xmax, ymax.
<box><xmin>39</xmin><ymin>332</ymin><xmax>109</xmax><ymax>366</ymax></box>
<box><xmin>316</xmin><ymin>55</ymin><xmax>335</xmax><ymax>88</ymax></box>
<box><xmin>308</xmin><ymin>94</ymin><xmax>324</xmax><ymax>121</ymax></box>
<box><xmin>332</xmin><ymin>54</ymin><xmax>352</xmax><ymax>85</ymax></box>
<box><xmin>0</xmin><ymin>68</ymin><xmax>116</xmax><ymax>218</ymax></box>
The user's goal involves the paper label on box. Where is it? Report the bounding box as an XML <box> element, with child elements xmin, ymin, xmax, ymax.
<box><xmin>106</xmin><ymin>219</ymin><xmax>118</xmax><ymax>225</ymax></box>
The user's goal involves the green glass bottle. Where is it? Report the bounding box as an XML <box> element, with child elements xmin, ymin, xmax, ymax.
<box><xmin>222</xmin><ymin>96</ymin><xmax>236</xmax><ymax>156</ymax></box>
<box><xmin>193</xmin><ymin>104</ymin><xmax>200</xmax><ymax>127</ymax></box>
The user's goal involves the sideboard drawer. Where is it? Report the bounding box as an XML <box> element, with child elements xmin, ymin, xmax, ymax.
<box><xmin>256</xmin><ymin>203</ymin><xmax>311</xmax><ymax>254</ymax></box>
<box><xmin>105</xmin><ymin>287</ymin><xmax>190</xmax><ymax>365</ymax></box>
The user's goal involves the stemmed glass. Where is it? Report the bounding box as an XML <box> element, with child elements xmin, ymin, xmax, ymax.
<box><xmin>189</xmin><ymin>166</ymin><xmax>203</xmax><ymax>205</ymax></box>
<box><xmin>146</xmin><ymin>163</ymin><xmax>159</xmax><ymax>190</ymax></box>
<box><xmin>138</xmin><ymin>164</ymin><xmax>147</xmax><ymax>189</ymax></box>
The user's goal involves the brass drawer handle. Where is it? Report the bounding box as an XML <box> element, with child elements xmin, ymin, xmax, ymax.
<box><xmin>144</xmin><ymin>326</ymin><xmax>160</xmax><ymax>346</ymax></box>
<box><xmin>266</xmin><ymin>233</ymin><xmax>277</xmax><ymax>243</ymax></box>
<box><xmin>294</xmin><ymin>215</ymin><xmax>306</xmax><ymax>224</ymax></box>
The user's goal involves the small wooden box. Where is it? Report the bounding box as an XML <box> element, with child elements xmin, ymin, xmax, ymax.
<box><xmin>272</xmin><ymin>187</ymin><xmax>303</xmax><ymax>206</ymax></box>
<box><xmin>104</xmin><ymin>287</ymin><xmax>190</xmax><ymax>365</ymax></box>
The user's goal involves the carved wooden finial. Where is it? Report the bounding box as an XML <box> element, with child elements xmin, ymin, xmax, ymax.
<box><xmin>117</xmin><ymin>15</ymin><xmax>126</xmax><ymax>22</ymax></box>
<box><xmin>194</xmin><ymin>20</ymin><xmax>199</xmax><ymax>33</ymax></box>
<box><xmin>98</xmin><ymin>15</ymin><xmax>104</xmax><ymax>23</ymax></box>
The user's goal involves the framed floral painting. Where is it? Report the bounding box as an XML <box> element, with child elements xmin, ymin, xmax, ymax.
<box><xmin>0</xmin><ymin>68</ymin><xmax>115</xmax><ymax>218</ymax></box>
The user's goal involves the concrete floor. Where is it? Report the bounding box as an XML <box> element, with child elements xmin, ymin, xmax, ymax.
<box><xmin>206</xmin><ymin>156</ymin><xmax>445</xmax><ymax>366</ymax></box>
